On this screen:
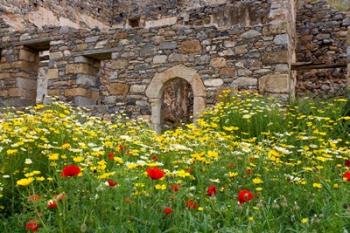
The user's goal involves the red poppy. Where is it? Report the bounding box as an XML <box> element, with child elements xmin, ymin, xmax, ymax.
<box><xmin>345</xmin><ymin>160</ymin><xmax>350</xmax><ymax>167</ymax></box>
<box><xmin>107</xmin><ymin>152</ymin><xmax>115</xmax><ymax>160</ymax></box>
<box><xmin>106</xmin><ymin>179</ymin><xmax>118</xmax><ymax>187</ymax></box>
<box><xmin>343</xmin><ymin>171</ymin><xmax>350</xmax><ymax>181</ymax></box>
<box><xmin>171</xmin><ymin>184</ymin><xmax>180</xmax><ymax>192</ymax></box>
<box><xmin>163</xmin><ymin>207</ymin><xmax>173</xmax><ymax>215</ymax></box>
<box><xmin>146</xmin><ymin>167</ymin><xmax>165</xmax><ymax>180</ymax></box>
<box><xmin>238</xmin><ymin>190</ymin><xmax>254</xmax><ymax>204</ymax></box>
<box><xmin>61</xmin><ymin>165</ymin><xmax>81</xmax><ymax>177</ymax></box>
<box><xmin>151</xmin><ymin>155</ymin><xmax>158</xmax><ymax>161</ymax></box>
<box><xmin>25</xmin><ymin>220</ymin><xmax>39</xmax><ymax>232</ymax></box>
<box><xmin>207</xmin><ymin>185</ymin><xmax>217</xmax><ymax>197</ymax></box>
<box><xmin>47</xmin><ymin>200</ymin><xmax>57</xmax><ymax>209</ymax></box>
<box><xmin>186</xmin><ymin>200</ymin><xmax>198</xmax><ymax>209</ymax></box>
<box><xmin>118</xmin><ymin>145</ymin><xmax>124</xmax><ymax>152</ymax></box>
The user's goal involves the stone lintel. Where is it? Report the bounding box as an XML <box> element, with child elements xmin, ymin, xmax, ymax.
<box><xmin>15</xmin><ymin>38</ymin><xmax>55</xmax><ymax>51</ymax></box>
<box><xmin>73</xmin><ymin>48</ymin><xmax>120</xmax><ymax>61</ymax></box>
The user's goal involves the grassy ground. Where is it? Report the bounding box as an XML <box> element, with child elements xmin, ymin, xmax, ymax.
<box><xmin>0</xmin><ymin>91</ymin><xmax>349</xmax><ymax>232</ymax></box>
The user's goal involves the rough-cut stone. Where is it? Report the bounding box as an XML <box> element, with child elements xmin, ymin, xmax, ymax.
<box><xmin>64</xmin><ymin>87</ymin><xmax>91</xmax><ymax>97</ymax></box>
<box><xmin>111</xmin><ymin>59</ymin><xmax>129</xmax><ymax>69</ymax></box>
<box><xmin>160</xmin><ymin>41</ymin><xmax>177</xmax><ymax>50</ymax></box>
<box><xmin>274</xmin><ymin>34</ymin><xmax>289</xmax><ymax>45</ymax></box>
<box><xmin>240</xmin><ymin>30</ymin><xmax>261</xmax><ymax>39</ymax></box>
<box><xmin>107</xmin><ymin>83</ymin><xmax>129</xmax><ymax>95</ymax></box>
<box><xmin>180</xmin><ymin>40</ymin><xmax>202</xmax><ymax>54</ymax></box>
<box><xmin>130</xmin><ymin>85</ymin><xmax>146</xmax><ymax>93</ymax></box>
<box><xmin>259</xmin><ymin>74</ymin><xmax>289</xmax><ymax>93</ymax></box>
<box><xmin>262</xmin><ymin>51</ymin><xmax>288</xmax><ymax>64</ymax></box>
<box><xmin>145</xmin><ymin>17</ymin><xmax>177</xmax><ymax>29</ymax></box>
<box><xmin>66</xmin><ymin>64</ymin><xmax>97</xmax><ymax>75</ymax></box>
<box><xmin>231</xmin><ymin>77</ymin><xmax>257</xmax><ymax>88</ymax></box>
<box><xmin>47</xmin><ymin>69</ymin><xmax>59</xmax><ymax>79</ymax></box>
<box><xmin>153</xmin><ymin>55</ymin><xmax>167</xmax><ymax>64</ymax></box>
<box><xmin>220</xmin><ymin>67</ymin><xmax>235</xmax><ymax>76</ymax></box>
<box><xmin>168</xmin><ymin>54</ymin><xmax>188</xmax><ymax>62</ymax></box>
<box><xmin>204</xmin><ymin>79</ymin><xmax>224</xmax><ymax>87</ymax></box>
<box><xmin>210</xmin><ymin>57</ymin><xmax>226</xmax><ymax>68</ymax></box>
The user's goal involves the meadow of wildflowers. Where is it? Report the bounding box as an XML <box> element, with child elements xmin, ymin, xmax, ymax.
<box><xmin>0</xmin><ymin>91</ymin><xmax>349</xmax><ymax>232</ymax></box>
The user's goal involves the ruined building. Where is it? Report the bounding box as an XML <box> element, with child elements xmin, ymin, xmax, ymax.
<box><xmin>0</xmin><ymin>0</ymin><xmax>349</xmax><ymax>132</ymax></box>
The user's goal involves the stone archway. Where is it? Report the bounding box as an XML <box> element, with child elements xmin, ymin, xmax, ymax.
<box><xmin>146</xmin><ymin>65</ymin><xmax>206</xmax><ymax>133</ymax></box>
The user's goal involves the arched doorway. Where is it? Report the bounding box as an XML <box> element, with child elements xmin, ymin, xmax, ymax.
<box><xmin>162</xmin><ymin>78</ymin><xmax>193</xmax><ymax>131</ymax></box>
<box><xmin>146</xmin><ymin>65</ymin><xmax>206</xmax><ymax>133</ymax></box>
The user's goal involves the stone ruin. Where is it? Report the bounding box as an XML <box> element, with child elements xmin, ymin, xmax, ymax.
<box><xmin>0</xmin><ymin>0</ymin><xmax>349</xmax><ymax>132</ymax></box>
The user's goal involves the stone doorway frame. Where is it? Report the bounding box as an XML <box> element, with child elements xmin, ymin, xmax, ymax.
<box><xmin>146</xmin><ymin>65</ymin><xmax>206</xmax><ymax>133</ymax></box>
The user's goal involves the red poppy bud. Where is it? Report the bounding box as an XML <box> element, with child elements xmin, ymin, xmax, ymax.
<box><xmin>343</xmin><ymin>171</ymin><xmax>350</xmax><ymax>182</ymax></box>
<box><xmin>146</xmin><ymin>167</ymin><xmax>165</xmax><ymax>180</ymax></box>
<box><xmin>238</xmin><ymin>190</ymin><xmax>254</xmax><ymax>204</ymax></box>
<box><xmin>107</xmin><ymin>152</ymin><xmax>115</xmax><ymax>160</ymax></box>
<box><xmin>171</xmin><ymin>184</ymin><xmax>180</xmax><ymax>192</ymax></box>
<box><xmin>106</xmin><ymin>179</ymin><xmax>118</xmax><ymax>187</ymax></box>
<box><xmin>207</xmin><ymin>185</ymin><xmax>217</xmax><ymax>197</ymax></box>
<box><xmin>185</xmin><ymin>200</ymin><xmax>198</xmax><ymax>209</ymax></box>
<box><xmin>345</xmin><ymin>160</ymin><xmax>350</xmax><ymax>167</ymax></box>
<box><xmin>47</xmin><ymin>200</ymin><xmax>57</xmax><ymax>209</ymax></box>
<box><xmin>163</xmin><ymin>207</ymin><xmax>173</xmax><ymax>215</ymax></box>
<box><xmin>25</xmin><ymin>220</ymin><xmax>39</xmax><ymax>232</ymax></box>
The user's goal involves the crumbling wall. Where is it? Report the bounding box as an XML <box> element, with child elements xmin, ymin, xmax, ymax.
<box><xmin>0</xmin><ymin>0</ymin><xmax>295</xmax><ymax>120</ymax></box>
<box><xmin>296</xmin><ymin>0</ymin><xmax>349</xmax><ymax>97</ymax></box>
<box><xmin>0</xmin><ymin>0</ymin><xmax>113</xmax><ymax>31</ymax></box>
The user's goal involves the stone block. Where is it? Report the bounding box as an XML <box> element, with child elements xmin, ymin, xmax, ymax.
<box><xmin>168</xmin><ymin>54</ymin><xmax>188</xmax><ymax>62</ymax></box>
<box><xmin>210</xmin><ymin>57</ymin><xmax>226</xmax><ymax>68</ymax></box>
<box><xmin>231</xmin><ymin>77</ymin><xmax>257</xmax><ymax>88</ymax></box>
<box><xmin>76</xmin><ymin>74</ymin><xmax>97</xmax><ymax>86</ymax></box>
<box><xmin>50</xmin><ymin>52</ymin><xmax>63</xmax><ymax>60</ymax></box>
<box><xmin>114</xmin><ymin>32</ymin><xmax>128</xmax><ymax>40</ymax></box>
<box><xmin>220</xmin><ymin>67</ymin><xmax>235</xmax><ymax>76</ymax></box>
<box><xmin>153</xmin><ymin>55</ymin><xmax>167</xmax><ymax>64</ymax></box>
<box><xmin>47</xmin><ymin>68</ymin><xmax>59</xmax><ymax>79</ymax></box>
<box><xmin>241</xmin><ymin>30</ymin><xmax>261</xmax><ymax>39</ymax></box>
<box><xmin>274</xmin><ymin>34</ymin><xmax>289</xmax><ymax>45</ymax></box>
<box><xmin>130</xmin><ymin>85</ymin><xmax>146</xmax><ymax>93</ymax></box>
<box><xmin>145</xmin><ymin>17</ymin><xmax>177</xmax><ymax>29</ymax></box>
<box><xmin>0</xmin><ymin>90</ymin><xmax>8</xmax><ymax>97</ymax></box>
<box><xmin>262</xmin><ymin>51</ymin><xmax>288</xmax><ymax>65</ymax></box>
<box><xmin>111</xmin><ymin>59</ymin><xmax>129</xmax><ymax>69</ymax></box>
<box><xmin>8</xmin><ymin>88</ymin><xmax>35</xmax><ymax>98</ymax></box>
<box><xmin>259</xmin><ymin>74</ymin><xmax>289</xmax><ymax>93</ymax></box>
<box><xmin>16</xmin><ymin>78</ymin><xmax>36</xmax><ymax>90</ymax></box>
<box><xmin>234</xmin><ymin>45</ymin><xmax>248</xmax><ymax>54</ymax></box>
<box><xmin>48</xmin><ymin>89</ymin><xmax>60</xmax><ymax>96</ymax></box>
<box><xmin>0</xmin><ymin>72</ymin><xmax>12</xmax><ymax>79</ymax></box>
<box><xmin>64</xmin><ymin>88</ymin><xmax>91</xmax><ymax>97</ymax></box>
<box><xmin>66</xmin><ymin>64</ymin><xmax>97</xmax><ymax>75</ymax></box>
<box><xmin>19</xmin><ymin>49</ymin><xmax>37</xmax><ymax>62</ymax></box>
<box><xmin>160</xmin><ymin>41</ymin><xmax>177</xmax><ymax>50</ymax></box>
<box><xmin>107</xmin><ymin>83</ymin><xmax>129</xmax><ymax>95</ymax></box>
<box><xmin>74</xmin><ymin>96</ymin><xmax>96</xmax><ymax>106</ymax></box>
<box><xmin>180</xmin><ymin>40</ymin><xmax>202</xmax><ymax>54</ymax></box>
<box><xmin>204</xmin><ymin>78</ymin><xmax>224</xmax><ymax>87</ymax></box>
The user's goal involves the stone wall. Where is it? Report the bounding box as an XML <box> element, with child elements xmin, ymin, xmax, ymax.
<box><xmin>295</xmin><ymin>0</ymin><xmax>349</xmax><ymax>96</ymax></box>
<box><xmin>0</xmin><ymin>0</ymin><xmax>294</xmax><ymax>123</ymax></box>
<box><xmin>0</xmin><ymin>0</ymin><xmax>113</xmax><ymax>31</ymax></box>
<box><xmin>348</xmin><ymin>27</ymin><xmax>350</xmax><ymax>88</ymax></box>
